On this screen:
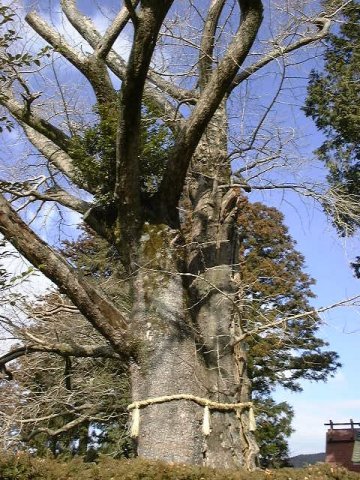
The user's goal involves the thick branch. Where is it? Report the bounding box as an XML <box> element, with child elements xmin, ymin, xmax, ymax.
<box><xmin>26</xmin><ymin>11</ymin><xmax>116</xmax><ymax>105</ymax></box>
<box><xmin>0</xmin><ymin>180</ymin><xmax>90</xmax><ymax>214</ymax></box>
<box><xmin>0</xmin><ymin>194</ymin><xmax>131</xmax><ymax>357</ymax></box>
<box><xmin>60</xmin><ymin>0</ymin><xmax>192</xmax><ymax>112</ymax></box>
<box><xmin>114</xmin><ymin>0</ymin><xmax>174</xmax><ymax>254</ymax></box>
<box><xmin>0</xmin><ymin>343</ymin><xmax>117</xmax><ymax>372</ymax></box>
<box><xmin>22</xmin><ymin>124</ymin><xmax>99</xmax><ymax>199</ymax></box>
<box><xmin>61</xmin><ymin>0</ymin><xmax>127</xmax><ymax>70</ymax></box>
<box><xmin>1</xmin><ymin>93</ymin><xmax>71</xmax><ymax>154</ymax></box>
<box><xmin>40</xmin><ymin>186</ymin><xmax>89</xmax><ymax>213</ymax></box>
<box><xmin>199</xmin><ymin>0</ymin><xmax>226</xmax><ymax>88</ymax></box>
<box><xmin>124</xmin><ymin>0</ymin><xmax>139</xmax><ymax>27</ymax></box>
<box><xmin>25</xmin><ymin>415</ymin><xmax>91</xmax><ymax>441</ymax></box>
<box><xmin>158</xmin><ymin>0</ymin><xmax>264</xmax><ymax>215</ymax></box>
<box><xmin>22</xmin><ymin>124</ymin><xmax>77</xmax><ymax>183</ymax></box>
<box><xmin>25</xmin><ymin>11</ymin><xmax>88</xmax><ymax>66</ymax></box>
<box><xmin>230</xmin><ymin>17</ymin><xmax>331</xmax><ymax>92</ymax></box>
<box><xmin>18</xmin><ymin>404</ymin><xmax>94</xmax><ymax>425</ymax></box>
<box><xmin>95</xmin><ymin>0</ymin><xmax>140</xmax><ymax>59</ymax></box>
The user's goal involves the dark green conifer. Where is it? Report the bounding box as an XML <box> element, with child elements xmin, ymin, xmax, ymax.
<box><xmin>304</xmin><ymin>1</ymin><xmax>360</xmax><ymax>234</ymax></box>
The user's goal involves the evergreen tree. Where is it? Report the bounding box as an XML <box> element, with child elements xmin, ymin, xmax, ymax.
<box><xmin>236</xmin><ymin>200</ymin><xmax>340</xmax><ymax>466</ymax></box>
<box><xmin>254</xmin><ymin>399</ymin><xmax>294</xmax><ymax>468</ymax></box>
<box><xmin>304</xmin><ymin>1</ymin><xmax>360</xmax><ymax>234</ymax></box>
<box><xmin>238</xmin><ymin>200</ymin><xmax>340</xmax><ymax>395</ymax></box>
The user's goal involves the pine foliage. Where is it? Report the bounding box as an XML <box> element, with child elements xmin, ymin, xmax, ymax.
<box><xmin>304</xmin><ymin>1</ymin><xmax>360</xmax><ymax>233</ymax></box>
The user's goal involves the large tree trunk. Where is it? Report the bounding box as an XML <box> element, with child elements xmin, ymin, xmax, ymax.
<box><xmin>130</xmin><ymin>223</ymin><xmax>206</xmax><ymax>463</ymax></box>
<box><xmin>186</xmin><ymin>104</ymin><xmax>258</xmax><ymax>469</ymax></box>
<box><xmin>129</xmin><ymin>105</ymin><xmax>258</xmax><ymax>469</ymax></box>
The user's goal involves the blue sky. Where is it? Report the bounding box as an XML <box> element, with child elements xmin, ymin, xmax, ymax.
<box><xmin>248</xmin><ymin>57</ymin><xmax>360</xmax><ymax>453</ymax></box>
<box><xmin>256</xmin><ymin>159</ymin><xmax>360</xmax><ymax>455</ymax></box>
<box><xmin>244</xmin><ymin>66</ymin><xmax>360</xmax><ymax>452</ymax></box>
<box><xmin>275</xmin><ymin>200</ymin><xmax>360</xmax><ymax>456</ymax></box>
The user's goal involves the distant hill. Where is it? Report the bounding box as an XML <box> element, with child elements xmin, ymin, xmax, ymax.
<box><xmin>288</xmin><ymin>453</ymin><xmax>325</xmax><ymax>468</ymax></box>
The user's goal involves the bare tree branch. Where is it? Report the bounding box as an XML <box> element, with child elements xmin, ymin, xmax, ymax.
<box><xmin>0</xmin><ymin>194</ymin><xmax>130</xmax><ymax>356</ymax></box>
<box><xmin>25</xmin><ymin>414</ymin><xmax>92</xmax><ymax>441</ymax></box>
<box><xmin>94</xmin><ymin>0</ymin><xmax>140</xmax><ymax>59</ymax></box>
<box><xmin>0</xmin><ymin>343</ymin><xmax>117</xmax><ymax>373</ymax></box>
<box><xmin>229</xmin><ymin>16</ymin><xmax>331</xmax><ymax>92</ymax></box>
<box><xmin>233</xmin><ymin>293</ymin><xmax>360</xmax><ymax>345</ymax></box>
<box><xmin>60</xmin><ymin>0</ymin><xmax>193</xmax><ymax>111</ymax></box>
<box><xmin>39</xmin><ymin>187</ymin><xmax>90</xmax><ymax>213</ymax></box>
<box><xmin>18</xmin><ymin>403</ymin><xmax>95</xmax><ymax>425</ymax></box>
<box><xmin>0</xmin><ymin>180</ymin><xmax>90</xmax><ymax>214</ymax></box>
<box><xmin>26</xmin><ymin>11</ymin><xmax>117</xmax><ymax>105</ymax></box>
<box><xmin>0</xmin><ymin>91</ymin><xmax>71</xmax><ymax>154</ymax></box>
<box><xmin>199</xmin><ymin>0</ymin><xmax>226</xmax><ymax>88</ymax></box>
<box><xmin>22</xmin><ymin>124</ymin><xmax>77</xmax><ymax>183</ymax></box>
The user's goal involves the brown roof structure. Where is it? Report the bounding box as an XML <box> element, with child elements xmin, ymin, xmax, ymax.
<box><xmin>325</xmin><ymin>420</ymin><xmax>360</xmax><ymax>473</ymax></box>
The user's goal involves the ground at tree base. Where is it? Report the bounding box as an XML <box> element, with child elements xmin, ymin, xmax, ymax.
<box><xmin>1</xmin><ymin>454</ymin><xmax>360</xmax><ymax>480</ymax></box>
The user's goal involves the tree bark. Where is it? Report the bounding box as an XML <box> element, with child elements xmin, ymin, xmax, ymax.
<box><xmin>130</xmin><ymin>223</ymin><xmax>206</xmax><ymax>463</ymax></box>
<box><xmin>186</xmin><ymin>103</ymin><xmax>257</xmax><ymax>469</ymax></box>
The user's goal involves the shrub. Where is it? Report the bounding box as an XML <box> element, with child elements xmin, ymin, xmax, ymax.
<box><xmin>0</xmin><ymin>453</ymin><xmax>359</xmax><ymax>480</ymax></box>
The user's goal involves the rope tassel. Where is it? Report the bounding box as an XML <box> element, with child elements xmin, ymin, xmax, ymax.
<box><xmin>130</xmin><ymin>405</ymin><xmax>140</xmax><ymax>438</ymax></box>
<box><xmin>249</xmin><ymin>406</ymin><xmax>256</xmax><ymax>432</ymax></box>
<box><xmin>202</xmin><ymin>405</ymin><xmax>211</xmax><ymax>436</ymax></box>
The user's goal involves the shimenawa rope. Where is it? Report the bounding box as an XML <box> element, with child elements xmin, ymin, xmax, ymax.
<box><xmin>127</xmin><ymin>394</ymin><xmax>256</xmax><ymax>438</ymax></box>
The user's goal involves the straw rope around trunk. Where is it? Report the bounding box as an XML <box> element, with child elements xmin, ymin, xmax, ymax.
<box><xmin>127</xmin><ymin>394</ymin><xmax>255</xmax><ymax>438</ymax></box>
